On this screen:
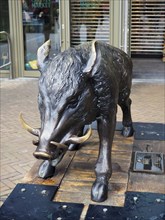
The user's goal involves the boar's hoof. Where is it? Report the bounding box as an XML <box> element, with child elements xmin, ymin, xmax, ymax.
<box><xmin>121</xmin><ymin>126</ymin><xmax>134</xmax><ymax>137</ymax></box>
<box><xmin>91</xmin><ymin>180</ymin><xmax>108</xmax><ymax>202</ymax></box>
<box><xmin>51</xmin><ymin>150</ymin><xmax>66</xmax><ymax>167</ymax></box>
<box><xmin>38</xmin><ymin>160</ymin><xmax>55</xmax><ymax>179</ymax></box>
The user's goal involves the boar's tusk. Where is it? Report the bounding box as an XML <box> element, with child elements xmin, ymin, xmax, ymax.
<box><xmin>50</xmin><ymin>141</ymin><xmax>68</xmax><ymax>149</ymax></box>
<box><xmin>67</xmin><ymin>126</ymin><xmax>92</xmax><ymax>144</ymax></box>
<box><xmin>19</xmin><ymin>113</ymin><xmax>40</xmax><ymax>136</ymax></box>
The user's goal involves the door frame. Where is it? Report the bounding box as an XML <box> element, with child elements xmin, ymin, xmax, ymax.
<box><xmin>8</xmin><ymin>0</ymin><xmax>24</xmax><ymax>78</ymax></box>
<box><xmin>110</xmin><ymin>0</ymin><xmax>131</xmax><ymax>54</ymax></box>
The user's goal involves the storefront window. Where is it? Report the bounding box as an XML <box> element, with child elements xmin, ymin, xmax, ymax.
<box><xmin>70</xmin><ymin>0</ymin><xmax>110</xmax><ymax>46</ymax></box>
<box><xmin>0</xmin><ymin>0</ymin><xmax>10</xmax><ymax>70</ymax></box>
<box><xmin>131</xmin><ymin>0</ymin><xmax>165</xmax><ymax>57</ymax></box>
<box><xmin>22</xmin><ymin>0</ymin><xmax>60</xmax><ymax>70</ymax></box>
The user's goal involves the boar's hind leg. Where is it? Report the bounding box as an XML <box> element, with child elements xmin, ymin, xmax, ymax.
<box><xmin>91</xmin><ymin>109</ymin><xmax>116</xmax><ymax>202</ymax></box>
<box><xmin>118</xmin><ymin>95</ymin><xmax>134</xmax><ymax>137</ymax></box>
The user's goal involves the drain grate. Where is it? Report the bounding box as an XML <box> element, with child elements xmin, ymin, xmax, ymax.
<box><xmin>133</xmin><ymin>151</ymin><xmax>164</xmax><ymax>174</ymax></box>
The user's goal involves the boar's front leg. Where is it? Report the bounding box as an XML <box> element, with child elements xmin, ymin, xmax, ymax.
<box><xmin>119</xmin><ymin>96</ymin><xmax>134</xmax><ymax>137</ymax></box>
<box><xmin>91</xmin><ymin>107</ymin><xmax>117</xmax><ymax>202</ymax></box>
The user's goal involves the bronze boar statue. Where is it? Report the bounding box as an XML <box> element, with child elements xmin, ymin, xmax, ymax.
<box><xmin>20</xmin><ymin>40</ymin><xmax>134</xmax><ymax>202</ymax></box>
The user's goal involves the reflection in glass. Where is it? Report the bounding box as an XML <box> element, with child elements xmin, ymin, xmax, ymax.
<box><xmin>70</xmin><ymin>0</ymin><xmax>110</xmax><ymax>46</ymax></box>
<box><xmin>22</xmin><ymin>0</ymin><xmax>60</xmax><ymax>70</ymax></box>
<box><xmin>0</xmin><ymin>0</ymin><xmax>10</xmax><ymax>70</ymax></box>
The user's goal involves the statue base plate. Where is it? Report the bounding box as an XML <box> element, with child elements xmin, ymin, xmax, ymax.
<box><xmin>0</xmin><ymin>183</ymin><xmax>84</xmax><ymax>220</ymax></box>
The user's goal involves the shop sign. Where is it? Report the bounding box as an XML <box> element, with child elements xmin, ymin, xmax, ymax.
<box><xmin>32</xmin><ymin>0</ymin><xmax>51</xmax><ymax>8</ymax></box>
<box><xmin>80</xmin><ymin>0</ymin><xmax>100</xmax><ymax>8</ymax></box>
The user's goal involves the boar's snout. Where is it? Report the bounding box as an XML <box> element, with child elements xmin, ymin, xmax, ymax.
<box><xmin>33</xmin><ymin>150</ymin><xmax>52</xmax><ymax>160</ymax></box>
<box><xmin>33</xmin><ymin>141</ymin><xmax>68</xmax><ymax>160</ymax></box>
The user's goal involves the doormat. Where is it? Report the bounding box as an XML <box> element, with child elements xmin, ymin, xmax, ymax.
<box><xmin>85</xmin><ymin>192</ymin><xmax>165</xmax><ymax>220</ymax></box>
<box><xmin>0</xmin><ymin>183</ymin><xmax>84</xmax><ymax>220</ymax></box>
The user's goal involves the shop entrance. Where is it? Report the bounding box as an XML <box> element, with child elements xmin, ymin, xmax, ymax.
<box><xmin>0</xmin><ymin>0</ymin><xmax>131</xmax><ymax>78</ymax></box>
<box><xmin>22</xmin><ymin>0</ymin><xmax>60</xmax><ymax>71</ymax></box>
<box><xmin>131</xmin><ymin>0</ymin><xmax>165</xmax><ymax>79</ymax></box>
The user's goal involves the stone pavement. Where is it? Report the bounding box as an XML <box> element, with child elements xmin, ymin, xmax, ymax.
<box><xmin>0</xmin><ymin>78</ymin><xmax>165</xmax><ymax>206</ymax></box>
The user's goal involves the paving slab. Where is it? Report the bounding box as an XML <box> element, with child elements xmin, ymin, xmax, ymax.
<box><xmin>0</xmin><ymin>78</ymin><xmax>165</xmax><ymax>206</ymax></box>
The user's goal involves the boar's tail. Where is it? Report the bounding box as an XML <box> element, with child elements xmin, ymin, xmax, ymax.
<box><xmin>37</xmin><ymin>40</ymin><xmax>51</xmax><ymax>70</ymax></box>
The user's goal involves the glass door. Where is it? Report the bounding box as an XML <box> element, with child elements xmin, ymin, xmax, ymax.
<box><xmin>22</xmin><ymin>0</ymin><xmax>60</xmax><ymax>71</ymax></box>
<box><xmin>0</xmin><ymin>0</ymin><xmax>10</xmax><ymax>78</ymax></box>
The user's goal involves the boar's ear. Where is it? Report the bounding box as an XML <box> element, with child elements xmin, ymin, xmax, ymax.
<box><xmin>37</xmin><ymin>40</ymin><xmax>51</xmax><ymax>70</ymax></box>
<box><xmin>83</xmin><ymin>40</ymin><xmax>97</xmax><ymax>75</ymax></box>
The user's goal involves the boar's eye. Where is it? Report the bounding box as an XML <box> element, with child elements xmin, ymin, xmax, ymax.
<box><xmin>67</xmin><ymin>97</ymin><xmax>78</xmax><ymax>109</ymax></box>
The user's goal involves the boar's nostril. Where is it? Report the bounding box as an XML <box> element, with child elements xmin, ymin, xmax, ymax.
<box><xmin>33</xmin><ymin>151</ymin><xmax>52</xmax><ymax>160</ymax></box>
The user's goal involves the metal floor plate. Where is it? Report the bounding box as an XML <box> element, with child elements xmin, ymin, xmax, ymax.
<box><xmin>134</xmin><ymin>123</ymin><xmax>165</xmax><ymax>141</ymax></box>
<box><xmin>0</xmin><ymin>183</ymin><xmax>84</xmax><ymax>220</ymax></box>
<box><xmin>133</xmin><ymin>151</ymin><xmax>164</xmax><ymax>174</ymax></box>
<box><xmin>90</xmin><ymin>122</ymin><xmax>165</xmax><ymax>141</ymax></box>
<box><xmin>85</xmin><ymin>192</ymin><xmax>165</xmax><ymax>220</ymax></box>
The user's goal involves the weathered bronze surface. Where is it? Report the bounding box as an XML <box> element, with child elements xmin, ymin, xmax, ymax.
<box><xmin>20</xmin><ymin>40</ymin><xmax>133</xmax><ymax>202</ymax></box>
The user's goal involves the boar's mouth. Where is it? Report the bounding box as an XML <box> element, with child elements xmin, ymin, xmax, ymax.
<box><xmin>19</xmin><ymin>113</ymin><xmax>92</xmax><ymax>159</ymax></box>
